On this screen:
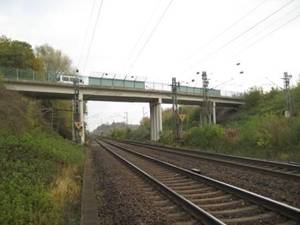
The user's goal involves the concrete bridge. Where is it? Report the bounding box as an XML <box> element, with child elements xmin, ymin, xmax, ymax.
<box><xmin>4</xmin><ymin>79</ymin><xmax>244</xmax><ymax>143</ymax></box>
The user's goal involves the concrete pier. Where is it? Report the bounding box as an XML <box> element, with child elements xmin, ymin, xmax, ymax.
<box><xmin>150</xmin><ymin>98</ymin><xmax>162</xmax><ymax>141</ymax></box>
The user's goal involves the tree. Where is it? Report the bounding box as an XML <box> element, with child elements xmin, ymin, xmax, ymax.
<box><xmin>34</xmin><ymin>44</ymin><xmax>75</xmax><ymax>138</ymax></box>
<box><xmin>35</xmin><ymin>44</ymin><xmax>73</xmax><ymax>77</ymax></box>
<box><xmin>0</xmin><ymin>36</ymin><xmax>42</xmax><ymax>71</ymax></box>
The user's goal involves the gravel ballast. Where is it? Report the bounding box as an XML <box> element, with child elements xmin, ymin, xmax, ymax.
<box><xmin>115</xmin><ymin>141</ymin><xmax>300</xmax><ymax>208</ymax></box>
<box><xmin>91</xmin><ymin>142</ymin><xmax>198</xmax><ymax>225</ymax></box>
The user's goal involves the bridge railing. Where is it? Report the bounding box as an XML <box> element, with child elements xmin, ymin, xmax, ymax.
<box><xmin>0</xmin><ymin>66</ymin><xmax>59</xmax><ymax>82</ymax></box>
<box><xmin>144</xmin><ymin>81</ymin><xmax>243</xmax><ymax>98</ymax></box>
<box><xmin>0</xmin><ymin>66</ymin><xmax>243</xmax><ymax>98</ymax></box>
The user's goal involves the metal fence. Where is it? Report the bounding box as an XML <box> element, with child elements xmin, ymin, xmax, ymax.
<box><xmin>0</xmin><ymin>66</ymin><xmax>58</xmax><ymax>82</ymax></box>
<box><xmin>88</xmin><ymin>76</ymin><xmax>145</xmax><ymax>89</ymax></box>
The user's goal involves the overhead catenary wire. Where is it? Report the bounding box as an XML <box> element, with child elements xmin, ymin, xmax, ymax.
<box><xmin>238</xmin><ymin>3</ymin><xmax>300</xmax><ymax>47</ymax></box>
<box><xmin>127</xmin><ymin>0</ymin><xmax>164</xmax><ymax>61</ymax></box>
<box><xmin>183</xmin><ymin>0</ymin><xmax>295</xmax><ymax>73</ymax></box>
<box><xmin>239</xmin><ymin>12</ymin><xmax>300</xmax><ymax>54</ymax></box>
<box><xmin>76</xmin><ymin>0</ymin><xmax>97</xmax><ymax>71</ymax></box>
<box><xmin>130</xmin><ymin>0</ymin><xmax>175</xmax><ymax>69</ymax></box>
<box><xmin>182</xmin><ymin>0</ymin><xmax>269</xmax><ymax>63</ymax></box>
<box><xmin>83</xmin><ymin>0</ymin><xmax>105</xmax><ymax>73</ymax></box>
<box><xmin>230</xmin><ymin>2</ymin><xmax>300</xmax><ymax>59</ymax></box>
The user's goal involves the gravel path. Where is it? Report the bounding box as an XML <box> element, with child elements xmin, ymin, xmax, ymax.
<box><xmin>81</xmin><ymin>147</ymin><xmax>98</xmax><ymax>225</ymax></box>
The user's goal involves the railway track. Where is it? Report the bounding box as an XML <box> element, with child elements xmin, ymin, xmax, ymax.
<box><xmin>117</xmin><ymin>139</ymin><xmax>300</xmax><ymax>181</ymax></box>
<box><xmin>97</xmin><ymin>139</ymin><xmax>300</xmax><ymax>225</ymax></box>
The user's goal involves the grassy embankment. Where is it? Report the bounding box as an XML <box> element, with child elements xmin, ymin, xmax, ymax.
<box><xmin>0</xmin><ymin>78</ymin><xmax>84</xmax><ymax>225</ymax></box>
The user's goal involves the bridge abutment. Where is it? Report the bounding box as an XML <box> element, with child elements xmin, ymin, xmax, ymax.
<box><xmin>150</xmin><ymin>98</ymin><xmax>162</xmax><ymax>141</ymax></box>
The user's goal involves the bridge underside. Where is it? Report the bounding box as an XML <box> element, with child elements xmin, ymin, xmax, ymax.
<box><xmin>20</xmin><ymin>91</ymin><xmax>241</xmax><ymax>108</ymax></box>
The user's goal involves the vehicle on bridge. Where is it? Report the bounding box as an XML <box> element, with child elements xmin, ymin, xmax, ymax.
<box><xmin>56</xmin><ymin>74</ymin><xmax>84</xmax><ymax>84</ymax></box>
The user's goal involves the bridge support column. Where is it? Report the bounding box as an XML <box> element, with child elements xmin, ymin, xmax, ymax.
<box><xmin>79</xmin><ymin>92</ymin><xmax>85</xmax><ymax>144</ymax></box>
<box><xmin>212</xmin><ymin>101</ymin><xmax>216</xmax><ymax>124</ymax></box>
<box><xmin>150</xmin><ymin>98</ymin><xmax>162</xmax><ymax>141</ymax></box>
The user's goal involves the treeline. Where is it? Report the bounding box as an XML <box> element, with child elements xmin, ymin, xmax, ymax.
<box><xmin>0</xmin><ymin>36</ymin><xmax>74</xmax><ymax>138</ymax></box>
<box><xmin>104</xmin><ymin>118</ymin><xmax>151</xmax><ymax>140</ymax></box>
<box><xmin>104</xmin><ymin>86</ymin><xmax>300</xmax><ymax>161</ymax></box>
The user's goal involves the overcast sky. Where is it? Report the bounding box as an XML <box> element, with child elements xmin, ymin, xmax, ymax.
<box><xmin>1</xmin><ymin>0</ymin><xmax>300</xmax><ymax>130</ymax></box>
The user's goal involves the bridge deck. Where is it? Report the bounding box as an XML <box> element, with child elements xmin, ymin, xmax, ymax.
<box><xmin>4</xmin><ymin>79</ymin><xmax>244</xmax><ymax>106</ymax></box>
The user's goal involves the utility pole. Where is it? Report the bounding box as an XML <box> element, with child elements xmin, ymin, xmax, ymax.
<box><xmin>172</xmin><ymin>77</ymin><xmax>180</xmax><ymax>140</ymax></box>
<box><xmin>282</xmin><ymin>72</ymin><xmax>293</xmax><ymax>118</ymax></box>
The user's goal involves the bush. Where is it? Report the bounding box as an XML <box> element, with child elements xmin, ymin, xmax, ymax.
<box><xmin>255</xmin><ymin>114</ymin><xmax>291</xmax><ymax>149</ymax></box>
<box><xmin>129</xmin><ymin>126</ymin><xmax>150</xmax><ymax>140</ymax></box>
<box><xmin>110</xmin><ymin>128</ymin><xmax>130</xmax><ymax>139</ymax></box>
<box><xmin>183</xmin><ymin>124</ymin><xmax>225</xmax><ymax>150</ymax></box>
<box><xmin>243</xmin><ymin>87</ymin><xmax>263</xmax><ymax>108</ymax></box>
<box><xmin>159</xmin><ymin>130</ymin><xmax>175</xmax><ymax>145</ymax></box>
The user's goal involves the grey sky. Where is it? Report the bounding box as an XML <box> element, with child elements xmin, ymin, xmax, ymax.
<box><xmin>1</xmin><ymin>0</ymin><xmax>300</xmax><ymax>130</ymax></box>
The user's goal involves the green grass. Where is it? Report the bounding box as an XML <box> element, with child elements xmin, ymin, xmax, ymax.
<box><xmin>0</xmin><ymin>77</ymin><xmax>85</xmax><ymax>225</ymax></box>
<box><xmin>0</xmin><ymin>128</ymin><xmax>84</xmax><ymax>225</ymax></box>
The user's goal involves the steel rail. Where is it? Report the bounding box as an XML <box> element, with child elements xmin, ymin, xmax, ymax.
<box><xmin>118</xmin><ymin>139</ymin><xmax>300</xmax><ymax>181</ymax></box>
<box><xmin>97</xmin><ymin>140</ymin><xmax>225</xmax><ymax>225</ymax></box>
<box><xmin>103</xmin><ymin>139</ymin><xmax>300</xmax><ymax>223</ymax></box>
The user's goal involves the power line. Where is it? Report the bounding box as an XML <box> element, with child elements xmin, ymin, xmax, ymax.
<box><xmin>239</xmin><ymin>12</ymin><xmax>300</xmax><ymax>53</ymax></box>
<box><xmin>77</xmin><ymin>0</ymin><xmax>97</xmax><ymax>70</ymax></box>
<box><xmin>83</xmin><ymin>0</ymin><xmax>105</xmax><ymax>73</ymax></box>
<box><xmin>128</xmin><ymin>0</ymin><xmax>164</xmax><ymax>61</ymax></box>
<box><xmin>184</xmin><ymin>0</ymin><xmax>295</xmax><ymax>72</ymax></box>
<box><xmin>182</xmin><ymin>0</ymin><xmax>269</xmax><ymax>63</ymax></box>
<box><xmin>130</xmin><ymin>0</ymin><xmax>174</xmax><ymax>68</ymax></box>
<box><xmin>237</xmin><ymin>3</ymin><xmax>300</xmax><ymax>53</ymax></box>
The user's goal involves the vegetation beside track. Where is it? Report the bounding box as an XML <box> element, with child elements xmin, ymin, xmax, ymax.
<box><xmin>0</xmin><ymin>79</ymin><xmax>84</xmax><ymax>225</ymax></box>
<box><xmin>102</xmin><ymin>86</ymin><xmax>300</xmax><ymax>162</ymax></box>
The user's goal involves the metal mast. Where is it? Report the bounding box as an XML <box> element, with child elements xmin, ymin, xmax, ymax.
<box><xmin>199</xmin><ymin>71</ymin><xmax>211</xmax><ymax>125</ymax></box>
<box><xmin>172</xmin><ymin>77</ymin><xmax>180</xmax><ymax>140</ymax></box>
<box><xmin>73</xmin><ymin>73</ymin><xmax>81</xmax><ymax>143</ymax></box>
<box><xmin>282</xmin><ymin>72</ymin><xmax>293</xmax><ymax>118</ymax></box>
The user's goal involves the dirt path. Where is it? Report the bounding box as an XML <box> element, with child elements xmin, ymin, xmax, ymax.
<box><xmin>80</xmin><ymin>146</ymin><xmax>98</xmax><ymax>225</ymax></box>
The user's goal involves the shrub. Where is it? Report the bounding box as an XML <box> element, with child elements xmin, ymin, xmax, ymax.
<box><xmin>243</xmin><ymin>87</ymin><xmax>263</xmax><ymax>108</ymax></box>
<box><xmin>255</xmin><ymin>114</ymin><xmax>291</xmax><ymax>149</ymax></box>
<box><xmin>110</xmin><ymin>127</ymin><xmax>130</xmax><ymax>139</ymax></box>
<box><xmin>183</xmin><ymin>124</ymin><xmax>225</xmax><ymax>150</ymax></box>
<box><xmin>159</xmin><ymin>130</ymin><xmax>175</xmax><ymax>145</ymax></box>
